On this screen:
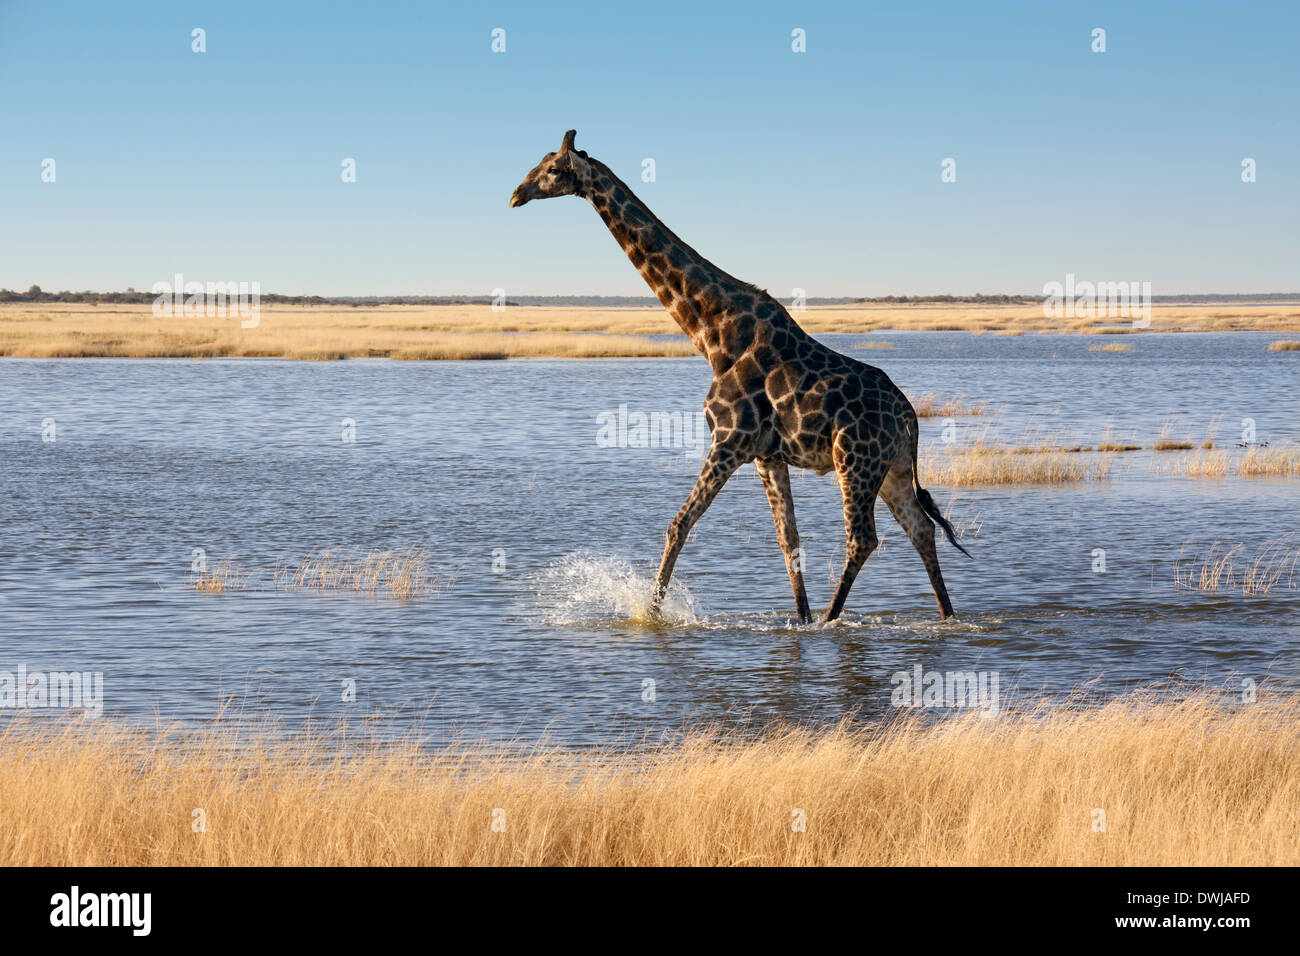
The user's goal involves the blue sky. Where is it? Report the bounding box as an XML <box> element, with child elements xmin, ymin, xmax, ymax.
<box><xmin>1</xmin><ymin>0</ymin><xmax>1297</xmax><ymax>296</ymax></box>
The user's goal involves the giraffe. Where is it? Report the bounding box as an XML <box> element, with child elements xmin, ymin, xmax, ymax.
<box><xmin>511</xmin><ymin>130</ymin><xmax>970</xmax><ymax>623</ymax></box>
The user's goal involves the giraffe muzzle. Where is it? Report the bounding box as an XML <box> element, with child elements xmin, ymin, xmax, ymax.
<box><xmin>509</xmin><ymin>185</ymin><xmax>535</xmax><ymax>208</ymax></box>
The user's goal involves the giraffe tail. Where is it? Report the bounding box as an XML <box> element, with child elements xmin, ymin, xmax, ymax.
<box><xmin>910</xmin><ymin>431</ymin><xmax>972</xmax><ymax>558</ymax></box>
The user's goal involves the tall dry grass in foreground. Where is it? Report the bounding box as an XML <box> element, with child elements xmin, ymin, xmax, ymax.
<box><xmin>1</xmin><ymin>691</ymin><xmax>1294</xmax><ymax>866</ymax></box>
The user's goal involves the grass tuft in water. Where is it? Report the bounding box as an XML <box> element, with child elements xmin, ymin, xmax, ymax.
<box><xmin>1173</xmin><ymin>535</ymin><xmax>1299</xmax><ymax>595</ymax></box>
<box><xmin>191</xmin><ymin>547</ymin><xmax>452</xmax><ymax>600</ymax></box>
<box><xmin>1156</xmin><ymin>445</ymin><xmax>1300</xmax><ymax>478</ymax></box>
<box><xmin>906</xmin><ymin>392</ymin><xmax>991</xmax><ymax>418</ymax></box>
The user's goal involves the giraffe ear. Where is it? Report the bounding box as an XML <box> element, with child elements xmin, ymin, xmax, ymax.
<box><xmin>559</xmin><ymin>129</ymin><xmax>577</xmax><ymax>155</ymax></box>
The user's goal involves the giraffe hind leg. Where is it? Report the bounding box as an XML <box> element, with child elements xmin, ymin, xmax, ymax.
<box><xmin>879</xmin><ymin>467</ymin><xmax>955</xmax><ymax>620</ymax></box>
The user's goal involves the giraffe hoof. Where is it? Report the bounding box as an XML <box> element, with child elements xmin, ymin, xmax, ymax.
<box><xmin>644</xmin><ymin>595</ymin><xmax>670</xmax><ymax>624</ymax></box>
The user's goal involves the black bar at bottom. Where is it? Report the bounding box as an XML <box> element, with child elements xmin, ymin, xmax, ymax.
<box><xmin>0</xmin><ymin>865</ymin><xmax>1281</xmax><ymax>942</ymax></box>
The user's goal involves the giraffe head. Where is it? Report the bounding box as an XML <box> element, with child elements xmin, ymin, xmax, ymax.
<box><xmin>510</xmin><ymin>129</ymin><xmax>589</xmax><ymax>207</ymax></box>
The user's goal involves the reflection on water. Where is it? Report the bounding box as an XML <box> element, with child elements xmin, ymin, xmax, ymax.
<box><xmin>0</xmin><ymin>332</ymin><xmax>1296</xmax><ymax>747</ymax></box>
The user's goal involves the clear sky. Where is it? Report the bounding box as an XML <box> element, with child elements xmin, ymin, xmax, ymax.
<box><xmin>1</xmin><ymin>0</ymin><xmax>1297</xmax><ymax>297</ymax></box>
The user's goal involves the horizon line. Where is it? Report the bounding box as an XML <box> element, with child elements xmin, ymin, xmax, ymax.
<box><xmin>7</xmin><ymin>288</ymin><xmax>1300</xmax><ymax>305</ymax></box>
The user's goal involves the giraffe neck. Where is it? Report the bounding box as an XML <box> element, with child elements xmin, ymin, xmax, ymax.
<box><xmin>579</xmin><ymin>159</ymin><xmax>788</xmax><ymax>369</ymax></box>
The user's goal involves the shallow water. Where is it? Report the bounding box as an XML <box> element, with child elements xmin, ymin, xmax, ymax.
<box><xmin>1</xmin><ymin>332</ymin><xmax>1296</xmax><ymax>746</ymax></box>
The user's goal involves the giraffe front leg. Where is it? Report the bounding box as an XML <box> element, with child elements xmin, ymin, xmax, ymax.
<box><xmin>756</xmin><ymin>458</ymin><xmax>811</xmax><ymax>623</ymax></box>
<box><xmin>650</xmin><ymin>444</ymin><xmax>743</xmax><ymax>617</ymax></box>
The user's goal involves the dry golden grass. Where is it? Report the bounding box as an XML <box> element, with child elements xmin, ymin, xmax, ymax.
<box><xmin>280</xmin><ymin>548</ymin><xmax>444</xmax><ymax>599</ymax></box>
<box><xmin>923</xmin><ymin>446</ymin><xmax>1115</xmax><ymax>486</ymax></box>
<box><xmin>1237</xmin><ymin>446</ymin><xmax>1300</xmax><ymax>476</ymax></box>
<box><xmin>0</xmin><ymin>303</ymin><xmax>695</xmax><ymax>360</ymax></box>
<box><xmin>1155</xmin><ymin>445</ymin><xmax>1300</xmax><ymax>478</ymax></box>
<box><xmin>935</xmin><ymin>433</ymin><xmax>1299</xmax><ymax>482</ymax></box>
<box><xmin>921</xmin><ymin>418</ymin><xmax>1295</xmax><ymax>484</ymax></box>
<box><xmin>1</xmin><ymin>690</ymin><xmax>1294</xmax><ymax>866</ymax></box>
<box><xmin>941</xmin><ymin>504</ymin><xmax>985</xmax><ymax>542</ymax></box>
<box><xmin>3</xmin><ymin>301</ymin><xmax>1299</xmax><ymax>359</ymax></box>
<box><xmin>1267</xmin><ymin>340</ymin><xmax>1300</xmax><ymax>351</ymax></box>
<box><xmin>1173</xmin><ymin>536</ymin><xmax>1299</xmax><ymax>596</ymax></box>
<box><xmin>1201</xmin><ymin>412</ymin><xmax>1224</xmax><ymax>449</ymax></box>
<box><xmin>1095</xmin><ymin>442</ymin><xmax>1141</xmax><ymax>452</ymax></box>
<box><xmin>907</xmin><ymin>392</ymin><xmax>990</xmax><ymax>418</ymax></box>
<box><xmin>1153</xmin><ymin>418</ymin><xmax>1196</xmax><ymax>452</ymax></box>
<box><xmin>193</xmin><ymin>547</ymin><xmax>451</xmax><ymax>600</ymax></box>
<box><xmin>1091</xmin><ymin>423</ymin><xmax>1142</xmax><ymax>453</ymax></box>
<box><xmin>192</xmin><ymin>562</ymin><xmax>257</xmax><ymax>593</ymax></box>
<box><xmin>789</xmin><ymin>302</ymin><xmax>1300</xmax><ymax>335</ymax></box>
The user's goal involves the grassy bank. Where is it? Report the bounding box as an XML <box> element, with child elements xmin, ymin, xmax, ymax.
<box><xmin>1</xmin><ymin>690</ymin><xmax>1294</xmax><ymax>865</ymax></box>
<box><xmin>0</xmin><ymin>303</ymin><xmax>695</xmax><ymax>359</ymax></box>
<box><xmin>3</xmin><ymin>302</ymin><xmax>1300</xmax><ymax>359</ymax></box>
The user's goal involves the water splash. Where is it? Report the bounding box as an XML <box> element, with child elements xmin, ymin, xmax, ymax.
<box><xmin>535</xmin><ymin>552</ymin><xmax>700</xmax><ymax>626</ymax></box>
<box><xmin>687</xmin><ymin>609</ymin><xmax>996</xmax><ymax>635</ymax></box>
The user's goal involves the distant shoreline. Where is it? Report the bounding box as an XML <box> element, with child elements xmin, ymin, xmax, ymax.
<box><xmin>3</xmin><ymin>302</ymin><xmax>1299</xmax><ymax>360</ymax></box>
<box><xmin>4</xmin><ymin>288</ymin><xmax>1300</xmax><ymax>309</ymax></box>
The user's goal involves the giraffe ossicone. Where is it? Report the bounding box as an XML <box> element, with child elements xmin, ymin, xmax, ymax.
<box><xmin>512</xmin><ymin>130</ymin><xmax>970</xmax><ymax>623</ymax></box>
